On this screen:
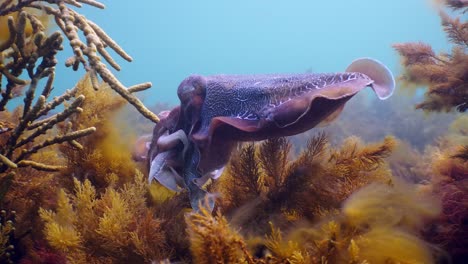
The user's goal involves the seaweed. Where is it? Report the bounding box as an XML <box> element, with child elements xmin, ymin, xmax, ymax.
<box><xmin>0</xmin><ymin>210</ymin><xmax>16</xmax><ymax>264</ymax></box>
<box><xmin>57</xmin><ymin>74</ymin><xmax>138</xmax><ymax>189</ymax></box>
<box><xmin>393</xmin><ymin>0</ymin><xmax>468</xmax><ymax>112</ymax></box>
<box><xmin>0</xmin><ymin>2</ymin><xmax>165</xmax><ymax>261</ymax></box>
<box><xmin>214</xmin><ymin>134</ymin><xmax>395</xmax><ymax>235</ymax></box>
<box><xmin>185</xmin><ymin>204</ymin><xmax>255</xmax><ymax>264</ymax></box>
<box><xmin>421</xmin><ymin>118</ymin><xmax>468</xmax><ymax>262</ymax></box>
<box><xmin>184</xmin><ymin>179</ymin><xmax>440</xmax><ymax>264</ymax></box>
<box><xmin>0</xmin><ymin>1</ymin><xmax>463</xmax><ymax>263</ymax></box>
<box><xmin>39</xmin><ymin>173</ymin><xmax>169</xmax><ymax>263</ymax></box>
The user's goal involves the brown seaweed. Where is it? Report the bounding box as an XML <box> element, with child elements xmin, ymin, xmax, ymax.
<box><xmin>214</xmin><ymin>134</ymin><xmax>395</xmax><ymax>235</ymax></box>
<box><xmin>393</xmin><ymin>1</ymin><xmax>468</xmax><ymax>112</ymax></box>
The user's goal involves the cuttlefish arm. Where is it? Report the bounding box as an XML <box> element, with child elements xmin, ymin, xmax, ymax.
<box><xmin>147</xmin><ymin>106</ymin><xmax>220</xmax><ymax>195</ymax></box>
<box><xmin>147</xmin><ymin>107</ymin><xmax>190</xmax><ymax>191</ymax></box>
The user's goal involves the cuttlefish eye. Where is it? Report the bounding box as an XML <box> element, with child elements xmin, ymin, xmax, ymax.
<box><xmin>180</xmin><ymin>85</ymin><xmax>195</xmax><ymax>93</ymax></box>
<box><xmin>177</xmin><ymin>75</ymin><xmax>207</xmax><ymax>103</ymax></box>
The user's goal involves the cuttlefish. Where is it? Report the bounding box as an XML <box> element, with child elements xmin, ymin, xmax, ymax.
<box><xmin>145</xmin><ymin>58</ymin><xmax>395</xmax><ymax>211</ymax></box>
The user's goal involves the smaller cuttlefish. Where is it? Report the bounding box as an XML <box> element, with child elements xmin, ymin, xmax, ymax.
<box><xmin>141</xmin><ymin>58</ymin><xmax>395</xmax><ymax>211</ymax></box>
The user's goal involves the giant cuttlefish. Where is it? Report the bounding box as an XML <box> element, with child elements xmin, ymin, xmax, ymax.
<box><xmin>145</xmin><ymin>58</ymin><xmax>395</xmax><ymax>211</ymax></box>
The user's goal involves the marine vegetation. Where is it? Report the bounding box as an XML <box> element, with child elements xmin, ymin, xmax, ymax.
<box><xmin>392</xmin><ymin>2</ymin><xmax>468</xmax><ymax>260</ymax></box>
<box><xmin>147</xmin><ymin>58</ymin><xmax>395</xmax><ymax>211</ymax></box>
<box><xmin>214</xmin><ymin>134</ymin><xmax>396</xmax><ymax>232</ymax></box>
<box><xmin>418</xmin><ymin>114</ymin><xmax>468</xmax><ymax>262</ymax></box>
<box><xmin>0</xmin><ymin>0</ymin><xmax>159</xmax><ymax>262</ymax></box>
<box><xmin>186</xmin><ymin>168</ymin><xmax>440</xmax><ymax>264</ymax></box>
<box><xmin>0</xmin><ymin>0</ymin><xmax>161</xmax><ymax>196</ymax></box>
<box><xmin>0</xmin><ymin>1</ymin><xmax>466</xmax><ymax>264</ymax></box>
<box><xmin>393</xmin><ymin>0</ymin><xmax>468</xmax><ymax>112</ymax></box>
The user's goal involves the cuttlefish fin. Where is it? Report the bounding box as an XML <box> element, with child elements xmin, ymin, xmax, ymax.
<box><xmin>317</xmin><ymin>104</ymin><xmax>345</xmax><ymax>127</ymax></box>
<box><xmin>346</xmin><ymin>58</ymin><xmax>395</xmax><ymax>100</ymax></box>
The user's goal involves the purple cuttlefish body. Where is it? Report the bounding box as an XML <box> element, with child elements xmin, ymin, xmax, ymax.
<box><xmin>146</xmin><ymin>58</ymin><xmax>395</xmax><ymax>211</ymax></box>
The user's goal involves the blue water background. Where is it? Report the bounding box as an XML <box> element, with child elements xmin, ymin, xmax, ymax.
<box><xmin>51</xmin><ymin>0</ymin><xmax>449</xmax><ymax>107</ymax></box>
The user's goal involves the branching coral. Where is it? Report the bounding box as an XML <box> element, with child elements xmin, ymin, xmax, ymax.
<box><xmin>393</xmin><ymin>0</ymin><xmax>468</xmax><ymax>112</ymax></box>
<box><xmin>0</xmin><ymin>0</ymin><xmax>158</xmax><ymax>122</ymax></box>
<box><xmin>0</xmin><ymin>9</ymin><xmax>95</xmax><ymax>175</ymax></box>
<box><xmin>0</xmin><ymin>0</ymin><xmax>162</xmax><ymax>178</ymax></box>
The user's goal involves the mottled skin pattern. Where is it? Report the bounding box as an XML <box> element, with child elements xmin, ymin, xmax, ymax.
<box><xmin>200</xmin><ymin>72</ymin><xmax>369</xmax><ymax>124</ymax></box>
<box><xmin>148</xmin><ymin>58</ymin><xmax>395</xmax><ymax>211</ymax></box>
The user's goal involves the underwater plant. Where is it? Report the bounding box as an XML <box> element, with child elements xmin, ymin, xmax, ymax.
<box><xmin>185</xmin><ymin>177</ymin><xmax>441</xmax><ymax>264</ymax></box>
<box><xmin>185</xmin><ymin>204</ymin><xmax>256</xmax><ymax>264</ymax></box>
<box><xmin>57</xmin><ymin>74</ymin><xmax>140</xmax><ymax>189</ymax></box>
<box><xmin>214</xmin><ymin>135</ymin><xmax>395</xmax><ymax>234</ymax></box>
<box><xmin>393</xmin><ymin>0</ymin><xmax>468</xmax><ymax>112</ymax></box>
<box><xmin>418</xmin><ymin>114</ymin><xmax>468</xmax><ymax>263</ymax></box>
<box><xmin>147</xmin><ymin>58</ymin><xmax>395</xmax><ymax>211</ymax></box>
<box><xmin>39</xmin><ymin>173</ymin><xmax>170</xmax><ymax>263</ymax></box>
<box><xmin>0</xmin><ymin>2</ymin><xmax>165</xmax><ymax>262</ymax></box>
<box><xmin>0</xmin><ymin>210</ymin><xmax>16</xmax><ymax>264</ymax></box>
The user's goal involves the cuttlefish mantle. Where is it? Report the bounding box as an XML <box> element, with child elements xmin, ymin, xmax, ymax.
<box><xmin>146</xmin><ymin>58</ymin><xmax>395</xmax><ymax>211</ymax></box>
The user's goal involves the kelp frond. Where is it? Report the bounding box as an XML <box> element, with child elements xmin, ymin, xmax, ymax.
<box><xmin>258</xmin><ymin>137</ymin><xmax>291</xmax><ymax>192</ymax></box>
<box><xmin>217</xmin><ymin>143</ymin><xmax>262</xmax><ymax>210</ymax></box>
<box><xmin>354</xmin><ymin>227</ymin><xmax>434</xmax><ymax>264</ymax></box>
<box><xmin>281</xmin><ymin>181</ymin><xmax>440</xmax><ymax>264</ymax></box>
<box><xmin>39</xmin><ymin>189</ymin><xmax>83</xmax><ymax>254</ymax></box>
